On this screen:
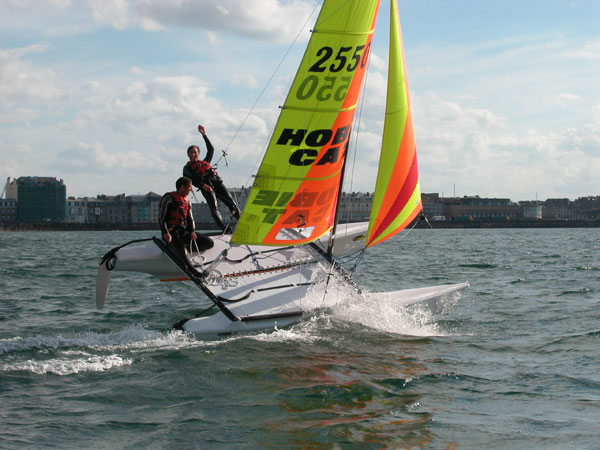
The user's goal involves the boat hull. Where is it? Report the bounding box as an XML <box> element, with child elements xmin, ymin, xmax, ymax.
<box><xmin>177</xmin><ymin>282</ymin><xmax>470</xmax><ymax>339</ymax></box>
<box><xmin>95</xmin><ymin>222</ymin><xmax>469</xmax><ymax>338</ymax></box>
<box><xmin>108</xmin><ymin>222</ymin><xmax>370</xmax><ymax>281</ymax></box>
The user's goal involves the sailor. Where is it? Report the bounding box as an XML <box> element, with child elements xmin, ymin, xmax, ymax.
<box><xmin>159</xmin><ymin>177</ymin><xmax>213</xmax><ymax>276</ymax></box>
<box><xmin>183</xmin><ymin>125</ymin><xmax>240</xmax><ymax>233</ymax></box>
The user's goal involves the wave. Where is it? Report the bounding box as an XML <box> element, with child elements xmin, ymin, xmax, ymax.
<box><xmin>0</xmin><ymin>325</ymin><xmax>215</xmax><ymax>376</ymax></box>
<box><xmin>0</xmin><ymin>354</ymin><xmax>132</xmax><ymax>376</ymax></box>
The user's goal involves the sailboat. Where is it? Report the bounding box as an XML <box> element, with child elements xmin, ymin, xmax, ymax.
<box><xmin>95</xmin><ymin>0</ymin><xmax>468</xmax><ymax>338</ymax></box>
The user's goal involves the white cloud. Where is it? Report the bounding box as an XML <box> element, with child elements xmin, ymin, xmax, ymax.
<box><xmin>69</xmin><ymin>0</ymin><xmax>317</xmax><ymax>42</ymax></box>
<box><xmin>563</xmin><ymin>38</ymin><xmax>600</xmax><ymax>60</ymax></box>
<box><xmin>553</xmin><ymin>93</ymin><xmax>582</xmax><ymax>106</ymax></box>
<box><xmin>0</xmin><ymin>141</ymin><xmax>33</xmax><ymax>181</ymax></box>
<box><xmin>133</xmin><ymin>0</ymin><xmax>316</xmax><ymax>42</ymax></box>
<box><xmin>232</xmin><ymin>73</ymin><xmax>259</xmax><ymax>89</ymax></box>
<box><xmin>207</xmin><ymin>31</ymin><xmax>220</xmax><ymax>45</ymax></box>
<box><xmin>4</xmin><ymin>0</ymin><xmax>71</xmax><ymax>9</ymax></box>
<box><xmin>87</xmin><ymin>0</ymin><xmax>131</xmax><ymax>30</ymax></box>
<box><xmin>0</xmin><ymin>44</ymin><xmax>63</xmax><ymax>124</ymax></box>
<box><xmin>129</xmin><ymin>65</ymin><xmax>144</xmax><ymax>75</ymax></box>
<box><xmin>55</xmin><ymin>141</ymin><xmax>164</xmax><ymax>173</ymax></box>
<box><xmin>408</xmin><ymin>91</ymin><xmax>600</xmax><ymax>200</ymax></box>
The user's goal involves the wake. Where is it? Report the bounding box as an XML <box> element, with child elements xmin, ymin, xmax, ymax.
<box><xmin>0</xmin><ymin>325</ymin><xmax>205</xmax><ymax>376</ymax></box>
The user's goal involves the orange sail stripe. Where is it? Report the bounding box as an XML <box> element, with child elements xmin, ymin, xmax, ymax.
<box><xmin>367</xmin><ymin>150</ymin><xmax>420</xmax><ymax>246</ymax></box>
<box><xmin>372</xmin><ymin>110</ymin><xmax>415</xmax><ymax>227</ymax></box>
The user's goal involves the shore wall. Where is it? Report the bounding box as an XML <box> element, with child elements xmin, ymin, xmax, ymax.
<box><xmin>2</xmin><ymin>219</ymin><xmax>600</xmax><ymax>232</ymax></box>
<box><xmin>414</xmin><ymin>219</ymin><xmax>600</xmax><ymax>229</ymax></box>
<box><xmin>0</xmin><ymin>222</ymin><xmax>220</xmax><ymax>232</ymax></box>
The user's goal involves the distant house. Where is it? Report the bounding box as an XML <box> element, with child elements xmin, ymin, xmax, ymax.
<box><xmin>7</xmin><ymin>176</ymin><xmax>66</xmax><ymax>222</ymax></box>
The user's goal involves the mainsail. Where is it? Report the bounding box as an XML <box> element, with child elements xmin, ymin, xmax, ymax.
<box><xmin>366</xmin><ymin>0</ymin><xmax>421</xmax><ymax>247</ymax></box>
<box><xmin>232</xmin><ymin>0</ymin><xmax>381</xmax><ymax>246</ymax></box>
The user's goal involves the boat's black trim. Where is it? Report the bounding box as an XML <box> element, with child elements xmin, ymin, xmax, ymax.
<box><xmin>240</xmin><ymin>310</ymin><xmax>303</xmax><ymax>322</ymax></box>
<box><xmin>218</xmin><ymin>259</ymin><xmax>316</xmax><ymax>279</ymax></box>
<box><xmin>171</xmin><ymin>318</ymin><xmax>190</xmax><ymax>331</ymax></box>
<box><xmin>152</xmin><ymin>237</ymin><xmax>239</xmax><ymax>322</ymax></box>
<box><xmin>222</xmin><ymin>246</ymin><xmax>288</xmax><ymax>264</ymax></box>
<box><xmin>218</xmin><ymin>282</ymin><xmax>315</xmax><ymax>303</ymax></box>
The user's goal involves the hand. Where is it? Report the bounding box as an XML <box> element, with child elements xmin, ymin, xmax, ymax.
<box><xmin>163</xmin><ymin>231</ymin><xmax>171</xmax><ymax>243</ymax></box>
<box><xmin>197</xmin><ymin>125</ymin><xmax>206</xmax><ymax>135</ymax></box>
<box><xmin>191</xmin><ymin>232</ymin><xmax>197</xmax><ymax>241</ymax></box>
<box><xmin>202</xmin><ymin>183</ymin><xmax>213</xmax><ymax>193</ymax></box>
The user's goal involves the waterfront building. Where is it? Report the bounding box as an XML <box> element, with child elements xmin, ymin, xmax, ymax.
<box><xmin>338</xmin><ymin>192</ymin><xmax>373</xmax><ymax>222</ymax></box>
<box><xmin>519</xmin><ymin>201</ymin><xmax>543</xmax><ymax>219</ymax></box>
<box><xmin>573</xmin><ymin>196</ymin><xmax>600</xmax><ymax>220</ymax></box>
<box><xmin>127</xmin><ymin>192</ymin><xmax>161</xmax><ymax>224</ymax></box>
<box><xmin>0</xmin><ymin>198</ymin><xmax>17</xmax><ymax>222</ymax></box>
<box><xmin>542</xmin><ymin>198</ymin><xmax>577</xmax><ymax>220</ymax></box>
<box><xmin>66</xmin><ymin>198</ymin><xmax>88</xmax><ymax>223</ymax></box>
<box><xmin>421</xmin><ymin>193</ymin><xmax>444</xmax><ymax>219</ymax></box>
<box><xmin>8</xmin><ymin>176</ymin><xmax>66</xmax><ymax>222</ymax></box>
<box><xmin>446</xmin><ymin>196</ymin><xmax>519</xmax><ymax>220</ymax></box>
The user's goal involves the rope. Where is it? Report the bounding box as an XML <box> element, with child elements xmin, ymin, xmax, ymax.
<box><xmin>222</xmin><ymin>1</ymin><xmax>321</xmax><ymax>155</ymax></box>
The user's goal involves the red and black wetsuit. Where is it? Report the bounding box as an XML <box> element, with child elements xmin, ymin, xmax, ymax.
<box><xmin>158</xmin><ymin>191</ymin><xmax>213</xmax><ymax>264</ymax></box>
<box><xmin>183</xmin><ymin>133</ymin><xmax>240</xmax><ymax>231</ymax></box>
<box><xmin>159</xmin><ymin>191</ymin><xmax>193</xmax><ymax>235</ymax></box>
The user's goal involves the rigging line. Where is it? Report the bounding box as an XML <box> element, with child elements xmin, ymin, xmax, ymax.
<box><xmin>241</xmin><ymin>118</ymin><xmax>277</xmax><ymax>192</ymax></box>
<box><xmin>393</xmin><ymin>213</ymin><xmax>423</xmax><ymax>242</ymax></box>
<box><xmin>216</xmin><ymin>2</ymin><xmax>321</xmax><ymax>210</ymax></box>
<box><xmin>336</xmin><ymin>41</ymin><xmax>372</xmax><ymax>236</ymax></box>
<box><xmin>222</xmin><ymin>1</ymin><xmax>321</xmax><ymax>155</ymax></box>
<box><xmin>422</xmin><ymin>213</ymin><xmax>434</xmax><ymax>229</ymax></box>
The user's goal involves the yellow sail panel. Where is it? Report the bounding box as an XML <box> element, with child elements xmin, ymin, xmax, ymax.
<box><xmin>366</xmin><ymin>0</ymin><xmax>421</xmax><ymax>248</ymax></box>
<box><xmin>232</xmin><ymin>0</ymin><xmax>381</xmax><ymax>246</ymax></box>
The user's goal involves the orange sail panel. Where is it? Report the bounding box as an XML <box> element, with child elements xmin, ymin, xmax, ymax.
<box><xmin>366</xmin><ymin>0</ymin><xmax>421</xmax><ymax>248</ymax></box>
<box><xmin>231</xmin><ymin>0</ymin><xmax>381</xmax><ymax>246</ymax></box>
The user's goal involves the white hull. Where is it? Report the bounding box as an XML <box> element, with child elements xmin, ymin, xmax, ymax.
<box><xmin>108</xmin><ymin>221</ymin><xmax>369</xmax><ymax>281</ymax></box>
<box><xmin>95</xmin><ymin>222</ymin><xmax>469</xmax><ymax>337</ymax></box>
<box><xmin>179</xmin><ymin>281</ymin><xmax>470</xmax><ymax>339</ymax></box>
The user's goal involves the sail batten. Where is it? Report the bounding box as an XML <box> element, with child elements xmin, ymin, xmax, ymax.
<box><xmin>281</xmin><ymin>104</ymin><xmax>359</xmax><ymax>113</ymax></box>
<box><xmin>312</xmin><ymin>30</ymin><xmax>375</xmax><ymax>36</ymax></box>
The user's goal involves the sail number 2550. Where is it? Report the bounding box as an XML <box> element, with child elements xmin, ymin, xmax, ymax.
<box><xmin>295</xmin><ymin>44</ymin><xmax>370</xmax><ymax>101</ymax></box>
<box><xmin>309</xmin><ymin>45</ymin><xmax>370</xmax><ymax>73</ymax></box>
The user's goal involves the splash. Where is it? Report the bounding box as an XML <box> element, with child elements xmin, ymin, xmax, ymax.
<box><xmin>296</xmin><ymin>273</ymin><xmax>463</xmax><ymax>337</ymax></box>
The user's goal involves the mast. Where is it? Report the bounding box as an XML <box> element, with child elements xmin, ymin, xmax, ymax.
<box><xmin>326</xmin><ymin>140</ymin><xmax>351</xmax><ymax>258</ymax></box>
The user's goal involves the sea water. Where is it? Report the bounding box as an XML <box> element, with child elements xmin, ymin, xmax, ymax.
<box><xmin>1</xmin><ymin>229</ymin><xmax>599</xmax><ymax>449</ymax></box>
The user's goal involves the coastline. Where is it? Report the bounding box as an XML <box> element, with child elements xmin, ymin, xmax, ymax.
<box><xmin>413</xmin><ymin>218</ymin><xmax>600</xmax><ymax>229</ymax></box>
<box><xmin>2</xmin><ymin>219</ymin><xmax>600</xmax><ymax>232</ymax></box>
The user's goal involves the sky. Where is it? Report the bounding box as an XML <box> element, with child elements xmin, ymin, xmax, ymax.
<box><xmin>1</xmin><ymin>0</ymin><xmax>599</xmax><ymax>202</ymax></box>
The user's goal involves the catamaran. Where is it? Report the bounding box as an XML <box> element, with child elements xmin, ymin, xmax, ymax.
<box><xmin>95</xmin><ymin>0</ymin><xmax>468</xmax><ymax>338</ymax></box>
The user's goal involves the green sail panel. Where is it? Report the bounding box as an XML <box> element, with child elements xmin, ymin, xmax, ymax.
<box><xmin>232</xmin><ymin>0</ymin><xmax>381</xmax><ymax>246</ymax></box>
<box><xmin>366</xmin><ymin>0</ymin><xmax>421</xmax><ymax>248</ymax></box>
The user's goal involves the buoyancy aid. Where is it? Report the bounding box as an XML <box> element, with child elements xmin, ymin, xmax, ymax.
<box><xmin>164</xmin><ymin>191</ymin><xmax>189</xmax><ymax>229</ymax></box>
<box><xmin>186</xmin><ymin>160</ymin><xmax>215</xmax><ymax>181</ymax></box>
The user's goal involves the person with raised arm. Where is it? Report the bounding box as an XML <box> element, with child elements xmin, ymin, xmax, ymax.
<box><xmin>183</xmin><ymin>125</ymin><xmax>240</xmax><ymax>233</ymax></box>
